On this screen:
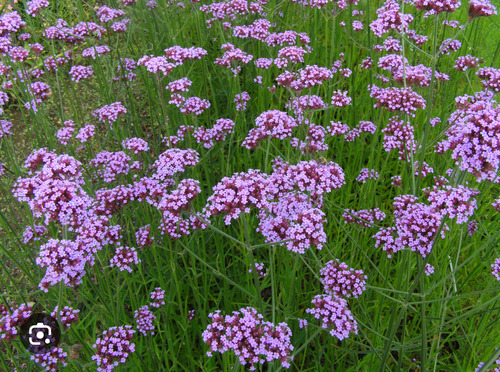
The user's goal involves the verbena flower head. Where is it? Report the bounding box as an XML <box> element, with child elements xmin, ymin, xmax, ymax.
<box><xmin>135</xmin><ymin>305</ymin><xmax>156</xmax><ymax>335</ymax></box>
<box><xmin>92</xmin><ymin>326</ymin><xmax>135</xmax><ymax>372</ymax></box>
<box><xmin>424</xmin><ymin>263</ymin><xmax>435</xmax><ymax>276</ymax></box>
<box><xmin>202</xmin><ymin>307</ymin><xmax>294</xmax><ymax>370</ymax></box>
<box><xmin>31</xmin><ymin>347</ymin><xmax>68</xmax><ymax>371</ymax></box>
<box><xmin>436</xmin><ymin>95</ymin><xmax>500</xmax><ymax>183</ymax></box>
<box><xmin>320</xmin><ymin>260</ymin><xmax>367</xmax><ymax>298</ymax></box>
<box><xmin>110</xmin><ymin>246</ymin><xmax>140</xmax><ymax>273</ymax></box>
<box><xmin>306</xmin><ymin>294</ymin><xmax>358</xmax><ymax>340</ymax></box>
<box><xmin>0</xmin><ymin>303</ymin><xmax>32</xmax><ymax>340</ymax></box>
<box><xmin>36</xmin><ymin>239</ymin><xmax>87</xmax><ymax>292</ymax></box>
<box><xmin>93</xmin><ymin>102</ymin><xmax>127</xmax><ymax>129</ymax></box>
<box><xmin>469</xmin><ymin>0</ymin><xmax>497</xmax><ymax>18</ymax></box>
<box><xmin>51</xmin><ymin>305</ymin><xmax>80</xmax><ymax>328</ymax></box>
<box><xmin>414</xmin><ymin>0</ymin><xmax>461</xmax><ymax>17</ymax></box>
<box><xmin>424</xmin><ymin>185</ymin><xmax>480</xmax><ymax>224</ymax></box>
<box><xmin>373</xmin><ymin>195</ymin><xmax>449</xmax><ymax>258</ymax></box>
<box><xmin>369</xmin><ymin>0</ymin><xmax>414</xmax><ymax>37</ymax></box>
<box><xmin>150</xmin><ymin>287</ymin><xmax>166</xmax><ymax>308</ymax></box>
<box><xmin>492</xmin><ymin>258</ymin><xmax>500</xmax><ymax>281</ymax></box>
<box><xmin>369</xmin><ymin>85</ymin><xmax>426</xmax><ymax>117</ymax></box>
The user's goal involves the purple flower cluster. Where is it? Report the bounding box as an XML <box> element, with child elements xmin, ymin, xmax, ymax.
<box><xmin>343</xmin><ymin>208</ymin><xmax>386</xmax><ymax>227</ymax></box>
<box><xmin>436</xmin><ymin>95</ymin><xmax>500</xmax><ymax>183</ymax></box>
<box><xmin>69</xmin><ymin>65</ymin><xmax>93</xmax><ymax>82</ymax></box>
<box><xmin>90</xmin><ymin>151</ymin><xmax>132</xmax><ymax>183</ymax></box>
<box><xmin>243</xmin><ymin>110</ymin><xmax>297</xmax><ymax>149</ymax></box>
<box><xmin>424</xmin><ymin>263</ymin><xmax>435</xmax><ymax>276</ymax></box>
<box><xmin>31</xmin><ymin>347</ymin><xmax>68</xmax><ymax>371</ymax></box>
<box><xmin>51</xmin><ymin>305</ymin><xmax>79</xmax><ymax>328</ymax></box>
<box><xmin>382</xmin><ymin>116</ymin><xmax>417</xmax><ymax>160</ymax></box>
<box><xmin>26</xmin><ymin>0</ymin><xmax>50</xmax><ymax>17</ymax></box>
<box><xmin>492</xmin><ymin>259</ymin><xmax>500</xmax><ymax>281</ymax></box>
<box><xmin>110</xmin><ymin>246</ymin><xmax>140</xmax><ymax>273</ymax></box>
<box><xmin>356</xmin><ymin>168</ymin><xmax>380</xmax><ymax>183</ymax></box>
<box><xmin>150</xmin><ymin>287</ymin><xmax>166</xmax><ymax>308</ymax></box>
<box><xmin>193</xmin><ymin>118</ymin><xmax>235</xmax><ymax>148</ymax></box>
<box><xmin>373</xmin><ymin>195</ymin><xmax>449</xmax><ymax>258</ymax></box>
<box><xmin>134</xmin><ymin>305</ymin><xmax>156</xmax><ymax>335</ymax></box>
<box><xmin>122</xmin><ymin>137</ymin><xmax>149</xmax><ymax>154</ymax></box>
<box><xmin>320</xmin><ymin>260</ymin><xmax>367</xmax><ymax>298</ymax></box>
<box><xmin>202</xmin><ymin>307</ymin><xmax>294</xmax><ymax>370</ymax></box>
<box><xmin>234</xmin><ymin>91</ymin><xmax>250</xmax><ymax>111</ymax></box>
<box><xmin>369</xmin><ymin>85</ymin><xmax>426</xmax><ymax>117</ymax></box>
<box><xmin>306</xmin><ymin>295</ymin><xmax>358</xmax><ymax>340</ymax></box>
<box><xmin>0</xmin><ymin>303</ymin><xmax>32</xmax><ymax>340</ymax></box>
<box><xmin>136</xmin><ymin>225</ymin><xmax>154</xmax><ymax>249</ymax></box>
<box><xmin>469</xmin><ymin>0</ymin><xmax>497</xmax><ymax>18</ymax></box>
<box><xmin>414</xmin><ymin>0</ymin><xmax>461</xmax><ymax>17</ymax></box>
<box><xmin>36</xmin><ymin>239</ymin><xmax>87</xmax><ymax>291</ymax></box>
<box><xmin>92</xmin><ymin>326</ymin><xmax>135</xmax><ymax>372</ymax></box>
<box><xmin>424</xmin><ymin>185</ymin><xmax>479</xmax><ymax>224</ymax></box>
<box><xmin>93</xmin><ymin>102</ymin><xmax>127</xmax><ymax>129</ymax></box>
<box><xmin>330</xmin><ymin>90</ymin><xmax>352</xmax><ymax>107</ymax></box>
<box><xmin>477</xmin><ymin>67</ymin><xmax>500</xmax><ymax>92</ymax></box>
<box><xmin>369</xmin><ymin>0</ymin><xmax>414</xmax><ymax>37</ymax></box>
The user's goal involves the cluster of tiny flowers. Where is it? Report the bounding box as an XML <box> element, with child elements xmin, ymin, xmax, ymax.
<box><xmin>454</xmin><ymin>55</ymin><xmax>480</xmax><ymax>71</ymax></box>
<box><xmin>477</xmin><ymin>67</ymin><xmax>500</xmax><ymax>92</ymax></box>
<box><xmin>204</xmin><ymin>169</ymin><xmax>268</xmax><ymax>225</ymax></box>
<box><xmin>151</xmin><ymin>148</ymin><xmax>199</xmax><ymax>181</ymax></box>
<box><xmin>67</xmin><ymin>64</ymin><xmax>94</xmax><ymax>83</ymax></box>
<box><xmin>276</xmin><ymin>65</ymin><xmax>333</xmax><ymax>91</ymax></box>
<box><xmin>469</xmin><ymin>0</ymin><xmax>497</xmax><ymax>19</ymax></box>
<box><xmin>234</xmin><ymin>91</ymin><xmax>250</xmax><ymax>111</ymax></box>
<box><xmin>134</xmin><ymin>305</ymin><xmax>156</xmax><ymax>335</ymax></box>
<box><xmin>110</xmin><ymin>246</ymin><xmax>140</xmax><ymax>273</ymax></box>
<box><xmin>249</xmin><ymin>262</ymin><xmax>266</xmax><ymax>278</ymax></box>
<box><xmin>76</xmin><ymin>124</ymin><xmax>95</xmax><ymax>143</ymax></box>
<box><xmin>330</xmin><ymin>90</ymin><xmax>352</xmax><ymax>107</ymax></box>
<box><xmin>150</xmin><ymin>287</ymin><xmax>166</xmax><ymax>308</ymax></box>
<box><xmin>356</xmin><ymin>168</ymin><xmax>380</xmax><ymax>183</ymax></box>
<box><xmin>31</xmin><ymin>347</ymin><xmax>68</xmax><ymax>372</ymax></box>
<box><xmin>343</xmin><ymin>208</ymin><xmax>386</xmax><ymax>227</ymax></box>
<box><xmin>414</xmin><ymin>0</ymin><xmax>460</xmax><ymax>17</ymax></box>
<box><xmin>136</xmin><ymin>225</ymin><xmax>154</xmax><ymax>249</ymax></box>
<box><xmin>424</xmin><ymin>185</ymin><xmax>479</xmax><ymax>224</ymax></box>
<box><xmin>0</xmin><ymin>119</ymin><xmax>12</xmax><ymax>138</ymax></box>
<box><xmin>0</xmin><ymin>303</ymin><xmax>32</xmax><ymax>340</ymax></box>
<box><xmin>214</xmin><ymin>43</ymin><xmax>253</xmax><ymax>76</ymax></box>
<box><xmin>96</xmin><ymin>5</ymin><xmax>125</xmax><ymax>22</ymax></box>
<box><xmin>92</xmin><ymin>326</ymin><xmax>135</xmax><ymax>372</ymax></box>
<box><xmin>82</xmin><ymin>45</ymin><xmax>111</xmax><ymax>59</ymax></box>
<box><xmin>492</xmin><ymin>259</ymin><xmax>500</xmax><ymax>281</ymax></box>
<box><xmin>26</xmin><ymin>0</ymin><xmax>50</xmax><ymax>17</ymax></box>
<box><xmin>413</xmin><ymin>161</ymin><xmax>434</xmax><ymax>177</ymax></box>
<box><xmin>436</xmin><ymin>96</ymin><xmax>500</xmax><ymax>183</ymax></box>
<box><xmin>202</xmin><ymin>307</ymin><xmax>294</xmax><ymax>370</ymax></box>
<box><xmin>187</xmin><ymin>310</ymin><xmax>195</xmax><ymax>321</ymax></box>
<box><xmin>243</xmin><ymin>110</ymin><xmax>297</xmax><ymax>149</ymax></box>
<box><xmin>382</xmin><ymin>116</ymin><xmax>417</xmax><ymax>160</ymax></box>
<box><xmin>306</xmin><ymin>295</ymin><xmax>358</xmax><ymax>340</ymax></box>
<box><xmin>369</xmin><ymin>0</ymin><xmax>414</xmax><ymax>37</ymax></box>
<box><xmin>373</xmin><ymin>195</ymin><xmax>449</xmax><ymax>258</ymax></box>
<box><xmin>90</xmin><ymin>151</ymin><xmax>132</xmax><ymax>183</ymax></box>
<box><xmin>22</xmin><ymin>224</ymin><xmax>47</xmax><ymax>243</ymax></box>
<box><xmin>193</xmin><ymin>118</ymin><xmax>235</xmax><ymax>148</ymax></box>
<box><xmin>369</xmin><ymin>85</ymin><xmax>426</xmax><ymax>117</ymax></box>
<box><xmin>166</xmin><ymin>77</ymin><xmax>192</xmax><ymax>93</ymax></box>
<box><xmin>36</xmin><ymin>239</ymin><xmax>87</xmax><ymax>291</ymax></box>
<box><xmin>290</xmin><ymin>123</ymin><xmax>328</xmax><ymax>153</ymax></box>
<box><xmin>424</xmin><ymin>263</ymin><xmax>435</xmax><ymax>276</ymax></box>
<box><xmin>51</xmin><ymin>306</ymin><xmax>79</xmax><ymax>328</ymax></box>
<box><xmin>93</xmin><ymin>102</ymin><xmax>127</xmax><ymax>128</ymax></box>
<box><xmin>56</xmin><ymin>121</ymin><xmax>75</xmax><ymax>145</ymax></box>
<box><xmin>122</xmin><ymin>137</ymin><xmax>149</xmax><ymax>154</ymax></box>
<box><xmin>320</xmin><ymin>260</ymin><xmax>367</xmax><ymax>298</ymax></box>
<box><xmin>137</xmin><ymin>55</ymin><xmax>175</xmax><ymax>75</ymax></box>
<box><xmin>439</xmin><ymin>38</ymin><xmax>462</xmax><ymax>55</ymax></box>
<box><xmin>173</xmin><ymin>96</ymin><xmax>210</xmax><ymax>115</ymax></box>
<box><xmin>492</xmin><ymin>198</ymin><xmax>500</xmax><ymax>212</ymax></box>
